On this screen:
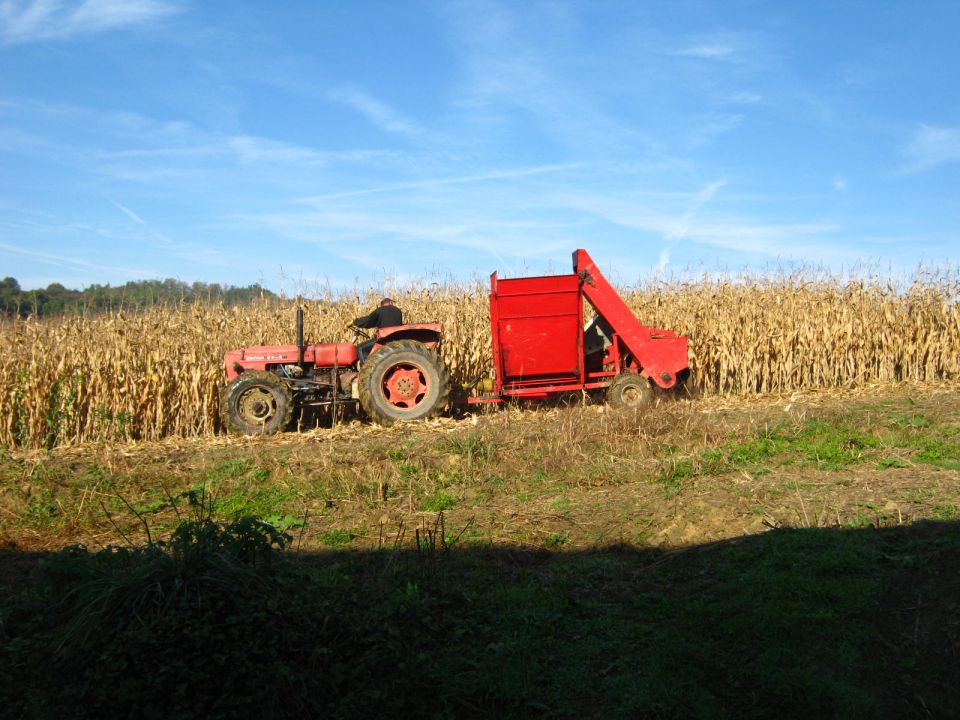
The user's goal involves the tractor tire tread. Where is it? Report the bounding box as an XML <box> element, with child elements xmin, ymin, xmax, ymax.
<box><xmin>220</xmin><ymin>370</ymin><xmax>296</xmax><ymax>435</ymax></box>
<box><xmin>359</xmin><ymin>340</ymin><xmax>450</xmax><ymax>426</ymax></box>
<box><xmin>606</xmin><ymin>372</ymin><xmax>653</xmax><ymax>411</ymax></box>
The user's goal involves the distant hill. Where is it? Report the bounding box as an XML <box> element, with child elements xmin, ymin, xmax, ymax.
<box><xmin>0</xmin><ymin>276</ymin><xmax>275</xmax><ymax>317</ymax></box>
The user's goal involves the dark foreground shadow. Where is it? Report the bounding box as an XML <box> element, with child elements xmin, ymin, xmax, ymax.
<box><xmin>1</xmin><ymin>521</ymin><xmax>957</xmax><ymax>720</ymax></box>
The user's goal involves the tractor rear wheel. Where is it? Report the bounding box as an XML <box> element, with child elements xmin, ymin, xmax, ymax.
<box><xmin>606</xmin><ymin>372</ymin><xmax>653</xmax><ymax>410</ymax></box>
<box><xmin>220</xmin><ymin>370</ymin><xmax>295</xmax><ymax>435</ymax></box>
<box><xmin>359</xmin><ymin>340</ymin><xmax>450</xmax><ymax>425</ymax></box>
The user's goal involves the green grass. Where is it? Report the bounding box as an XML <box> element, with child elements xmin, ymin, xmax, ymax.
<box><xmin>213</xmin><ymin>484</ymin><xmax>297</xmax><ymax>519</ymax></box>
<box><xmin>421</xmin><ymin>490</ymin><xmax>457</xmax><ymax>512</ymax></box>
<box><xmin>877</xmin><ymin>457</ymin><xmax>911</xmax><ymax>469</ymax></box>
<box><xmin>443</xmin><ymin>431</ymin><xmax>496</xmax><ymax>461</ymax></box>
<box><xmin>24</xmin><ymin>486</ymin><xmax>61</xmax><ymax>526</ymax></box>
<box><xmin>913</xmin><ymin>436</ymin><xmax>960</xmax><ymax>469</ymax></box>
<box><xmin>316</xmin><ymin>528</ymin><xmax>353</xmax><ymax>546</ymax></box>
<box><xmin>656</xmin><ymin>406</ymin><xmax>959</xmax><ymax>482</ymax></box>
<box><xmin>931</xmin><ymin>504</ymin><xmax>960</xmax><ymax>521</ymax></box>
<box><xmin>544</xmin><ymin>531</ymin><xmax>569</xmax><ymax>548</ymax></box>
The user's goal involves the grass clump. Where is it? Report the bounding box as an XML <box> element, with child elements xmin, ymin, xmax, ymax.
<box><xmin>422</xmin><ymin>490</ymin><xmax>457</xmax><ymax>512</ymax></box>
<box><xmin>1</xmin><ymin>517</ymin><xmax>300</xmax><ymax>718</ymax></box>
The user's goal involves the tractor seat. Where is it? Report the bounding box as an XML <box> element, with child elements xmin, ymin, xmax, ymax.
<box><xmin>310</xmin><ymin>343</ymin><xmax>359</xmax><ymax>366</ymax></box>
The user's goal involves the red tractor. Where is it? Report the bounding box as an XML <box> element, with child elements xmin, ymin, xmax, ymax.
<box><xmin>220</xmin><ymin>313</ymin><xmax>449</xmax><ymax>434</ymax></box>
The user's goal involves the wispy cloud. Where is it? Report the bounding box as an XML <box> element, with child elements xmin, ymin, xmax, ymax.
<box><xmin>728</xmin><ymin>92</ymin><xmax>762</xmax><ymax>105</ymax></box>
<box><xmin>100</xmin><ymin>136</ymin><xmax>397</xmax><ymax>170</ymax></box>
<box><xmin>672</xmin><ymin>30</ymin><xmax>773</xmax><ymax>68</ymax></box>
<box><xmin>241</xmin><ymin>205</ymin><xmax>569</xmax><ymax>256</ymax></box>
<box><xmin>563</xmin><ymin>188</ymin><xmax>844</xmax><ymax>262</ymax></box>
<box><xmin>0</xmin><ymin>240</ymin><xmax>159</xmax><ymax>279</ymax></box>
<box><xmin>299</xmin><ymin>162</ymin><xmax>585</xmax><ymax>203</ymax></box>
<box><xmin>654</xmin><ymin>180</ymin><xmax>725</xmax><ymax>272</ymax></box>
<box><xmin>108</xmin><ymin>199</ymin><xmax>171</xmax><ymax>244</ymax></box>
<box><xmin>685</xmin><ymin>113</ymin><xmax>745</xmax><ymax>148</ymax></box>
<box><xmin>0</xmin><ymin>0</ymin><xmax>180</xmax><ymax>44</ymax></box>
<box><xmin>689</xmin><ymin>220</ymin><xmax>843</xmax><ymax>256</ymax></box>
<box><xmin>99</xmin><ymin>145</ymin><xmax>222</xmax><ymax>160</ymax></box>
<box><xmin>901</xmin><ymin>124</ymin><xmax>960</xmax><ymax>171</ymax></box>
<box><xmin>440</xmin><ymin>1</ymin><xmax>646</xmax><ymax>153</ymax></box>
<box><xmin>676</xmin><ymin>44</ymin><xmax>734</xmax><ymax>60</ymax></box>
<box><xmin>326</xmin><ymin>87</ymin><xmax>422</xmax><ymax>138</ymax></box>
<box><xmin>4</xmin><ymin>98</ymin><xmax>403</xmax><ymax>188</ymax></box>
<box><xmin>227</xmin><ymin>135</ymin><xmax>330</xmax><ymax>165</ymax></box>
<box><xmin>109</xmin><ymin>199</ymin><xmax>145</xmax><ymax>225</ymax></box>
<box><xmin>665</xmin><ymin>181</ymin><xmax>726</xmax><ymax>240</ymax></box>
<box><xmin>234</xmin><ymin>183</ymin><xmax>577</xmax><ymax>276</ymax></box>
<box><xmin>2</xmin><ymin>99</ymin><xmax>194</xmax><ymax>155</ymax></box>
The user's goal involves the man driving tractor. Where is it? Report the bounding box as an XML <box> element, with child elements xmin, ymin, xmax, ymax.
<box><xmin>352</xmin><ymin>298</ymin><xmax>402</xmax><ymax>362</ymax></box>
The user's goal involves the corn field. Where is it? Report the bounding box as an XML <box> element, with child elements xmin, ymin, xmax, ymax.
<box><xmin>1</xmin><ymin>273</ymin><xmax>958</xmax><ymax>448</ymax></box>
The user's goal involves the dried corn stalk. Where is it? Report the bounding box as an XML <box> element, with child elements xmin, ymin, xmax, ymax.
<box><xmin>0</xmin><ymin>271</ymin><xmax>957</xmax><ymax>448</ymax></box>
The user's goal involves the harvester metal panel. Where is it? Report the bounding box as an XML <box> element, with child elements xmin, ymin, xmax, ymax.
<box><xmin>490</xmin><ymin>273</ymin><xmax>583</xmax><ymax>386</ymax></box>
<box><xmin>573</xmin><ymin>249</ymin><xmax>688</xmax><ymax>388</ymax></box>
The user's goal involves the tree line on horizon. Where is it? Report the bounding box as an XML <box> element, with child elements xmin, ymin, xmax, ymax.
<box><xmin>0</xmin><ymin>276</ymin><xmax>276</xmax><ymax>318</ymax></box>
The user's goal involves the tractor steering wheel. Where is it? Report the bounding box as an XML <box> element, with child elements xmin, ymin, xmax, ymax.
<box><xmin>347</xmin><ymin>324</ymin><xmax>371</xmax><ymax>343</ymax></box>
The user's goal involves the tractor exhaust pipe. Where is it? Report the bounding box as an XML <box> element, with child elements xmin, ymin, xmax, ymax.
<box><xmin>296</xmin><ymin>305</ymin><xmax>304</xmax><ymax>367</ymax></box>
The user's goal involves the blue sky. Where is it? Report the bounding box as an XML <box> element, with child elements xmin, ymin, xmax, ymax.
<box><xmin>1</xmin><ymin>0</ymin><xmax>958</xmax><ymax>292</ymax></box>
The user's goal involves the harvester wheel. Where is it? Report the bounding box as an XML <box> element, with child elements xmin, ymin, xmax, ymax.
<box><xmin>220</xmin><ymin>370</ymin><xmax>295</xmax><ymax>435</ymax></box>
<box><xmin>359</xmin><ymin>340</ymin><xmax>450</xmax><ymax>425</ymax></box>
<box><xmin>606</xmin><ymin>372</ymin><xmax>653</xmax><ymax>410</ymax></box>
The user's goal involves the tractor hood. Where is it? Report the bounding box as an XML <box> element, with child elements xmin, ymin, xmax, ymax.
<box><xmin>224</xmin><ymin>343</ymin><xmax>359</xmax><ymax>380</ymax></box>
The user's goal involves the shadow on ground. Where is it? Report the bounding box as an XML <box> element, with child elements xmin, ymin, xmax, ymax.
<box><xmin>1</xmin><ymin>520</ymin><xmax>957</xmax><ymax>719</ymax></box>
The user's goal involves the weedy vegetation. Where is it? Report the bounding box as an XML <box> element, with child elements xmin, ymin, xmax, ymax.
<box><xmin>1</xmin><ymin>497</ymin><xmax>957</xmax><ymax>718</ymax></box>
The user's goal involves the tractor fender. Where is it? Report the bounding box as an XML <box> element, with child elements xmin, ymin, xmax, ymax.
<box><xmin>375</xmin><ymin>322</ymin><xmax>443</xmax><ymax>350</ymax></box>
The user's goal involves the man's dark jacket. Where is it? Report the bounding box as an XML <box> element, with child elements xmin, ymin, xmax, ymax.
<box><xmin>353</xmin><ymin>305</ymin><xmax>403</xmax><ymax>330</ymax></box>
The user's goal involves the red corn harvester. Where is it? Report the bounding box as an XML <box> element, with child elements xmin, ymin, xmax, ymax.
<box><xmin>469</xmin><ymin>248</ymin><xmax>689</xmax><ymax>407</ymax></box>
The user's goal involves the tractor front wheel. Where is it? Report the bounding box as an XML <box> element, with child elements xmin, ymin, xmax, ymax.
<box><xmin>359</xmin><ymin>340</ymin><xmax>450</xmax><ymax>425</ymax></box>
<box><xmin>220</xmin><ymin>370</ymin><xmax>295</xmax><ymax>435</ymax></box>
<box><xmin>606</xmin><ymin>372</ymin><xmax>653</xmax><ymax>410</ymax></box>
